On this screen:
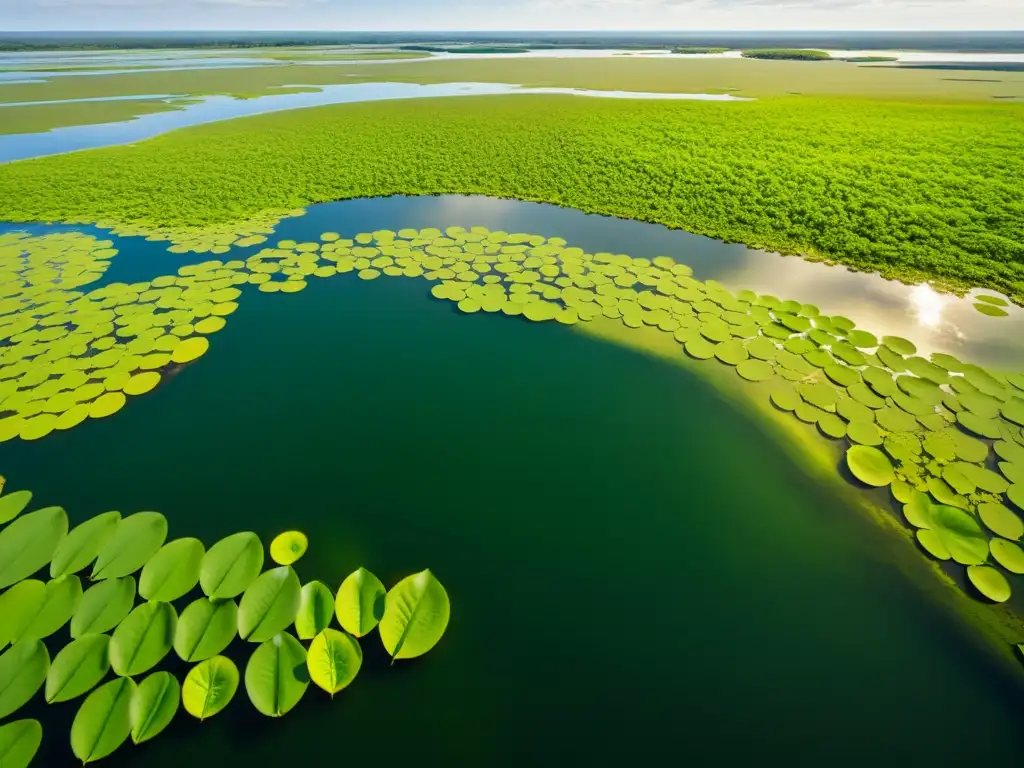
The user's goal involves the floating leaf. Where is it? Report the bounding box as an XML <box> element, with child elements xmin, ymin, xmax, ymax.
<box><xmin>50</xmin><ymin>511</ymin><xmax>121</xmax><ymax>578</ymax></box>
<box><xmin>0</xmin><ymin>719</ymin><xmax>42</xmax><ymax>768</ymax></box>
<box><xmin>269</xmin><ymin>531</ymin><xmax>308</xmax><ymax>566</ymax></box>
<box><xmin>335</xmin><ymin>567</ymin><xmax>386</xmax><ymax>638</ymax></box>
<box><xmin>174</xmin><ymin>597</ymin><xmax>238</xmax><ymax>662</ymax></box>
<box><xmin>967</xmin><ymin>565</ymin><xmax>1011</xmax><ymax>602</ymax></box>
<box><xmin>0</xmin><ymin>639</ymin><xmax>49</xmax><ymax>719</ymax></box>
<box><xmin>110</xmin><ymin>601</ymin><xmax>177</xmax><ymax>677</ymax></box>
<box><xmin>295</xmin><ymin>581</ymin><xmax>334</xmax><ymax>640</ymax></box>
<box><xmin>379</xmin><ymin>570</ymin><xmax>450</xmax><ymax>662</ymax></box>
<box><xmin>0</xmin><ymin>506</ymin><xmax>69</xmax><ymax>590</ymax></box>
<box><xmin>1003</xmin><ymin>399</ymin><xmax>1024</xmax><ymax>427</ymax></box>
<box><xmin>71</xmin><ymin>676</ymin><xmax>136</xmax><ymax>764</ymax></box>
<box><xmin>929</xmin><ymin>505</ymin><xmax>989</xmax><ymax>565</ymax></box>
<box><xmin>0</xmin><ymin>490</ymin><xmax>32</xmax><ymax>526</ymax></box>
<box><xmin>0</xmin><ymin>580</ymin><xmax>45</xmax><ymax>651</ymax></box>
<box><xmin>973</xmin><ymin>303</ymin><xmax>1008</xmax><ymax>317</ymax></box>
<box><xmin>307</xmin><ymin>628</ymin><xmax>362</xmax><ymax>696</ymax></box>
<box><xmin>845</xmin><ymin>446</ymin><xmax>894</xmax><ymax>487</ymax></box>
<box><xmin>238</xmin><ymin>566</ymin><xmax>301</xmax><ymax>642</ymax></box>
<box><xmin>19</xmin><ymin>574</ymin><xmax>82</xmax><ymax>641</ymax></box>
<box><xmin>245</xmin><ymin>632</ymin><xmax>309</xmax><ymax>717</ymax></box>
<box><xmin>130</xmin><ymin>671</ymin><xmax>180</xmax><ymax>744</ymax></box>
<box><xmin>182</xmin><ymin>655</ymin><xmax>239</xmax><ymax>720</ymax></box>
<box><xmin>916</xmin><ymin>529</ymin><xmax>950</xmax><ymax>560</ymax></box>
<box><xmin>71</xmin><ymin>576</ymin><xmax>136</xmax><ymax>638</ymax></box>
<box><xmin>92</xmin><ymin>511</ymin><xmax>168</xmax><ymax>580</ymax></box>
<box><xmin>45</xmin><ymin>634</ymin><xmax>110</xmax><ymax>704</ymax></box>
<box><xmin>200</xmin><ymin>531</ymin><xmax>264</xmax><ymax>599</ymax></box>
<box><xmin>990</xmin><ymin>539</ymin><xmax>1024</xmax><ymax>574</ymax></box>
<box><xmin>978</xmin><ymin>503</ymin><xmax>1023</xmax><ymax>541</ymax></box>
<box><xmin>140</xmin><ymin>537</ymin><xmax>205</xmax><ymax>602</ymax></box>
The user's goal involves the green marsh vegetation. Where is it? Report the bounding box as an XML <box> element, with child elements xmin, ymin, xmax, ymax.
<box><xmin>741</xmin><ymin>49</ymin><xmax>832</xmax><ymax>61</ymax></box>
<box><xmin>0</xmin><ymin>484</ymin><xmax>450</xmax><ymax>765</ymax></box>
<box><xmin>0</xmin><ymin>94</ymin><xmax>1021</xmax><ymax>301</ymax></box>
<box><xmin>672</xmin><ymin>47</ymin><xmax>731</xmax><ymax>54</ymax></box>
<box><xmin>3</xmin><ymin>57</ymin><xmax>1021</xmax><ymax>103</ymax></box>
<box><xmin>0</xmin><ymin>100</ymin><xmax>185</xmax><ymax>136</ymax></box>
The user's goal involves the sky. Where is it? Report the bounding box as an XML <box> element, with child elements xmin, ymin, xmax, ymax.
<box><xmin>1</xmin><ymin>0</ymin><xmax>1021</xmax><ymax>32</ymax></box>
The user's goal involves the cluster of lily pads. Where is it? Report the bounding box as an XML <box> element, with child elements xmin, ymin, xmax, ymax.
<box><xmin>2</xmin><ymin>222</ymin><xmax>1022</xmax><ymax>604</ymax></box>
<box><xmin>0</xmin><ymin>488</ymin><xmax>450</xmax><ymax>766</ymax></box>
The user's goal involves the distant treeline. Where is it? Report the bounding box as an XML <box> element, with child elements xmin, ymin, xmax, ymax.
<box><xmin>1</xmin><ymin>30</ymin><xmax>1023</xmax><ymax>53</ymax></box>
<box><xmin>672</xmin><ymin>47</ymin><xmax>730</xmax><ymax>54</ymax></box>
<box><xmin>741</xmin><ymin>49</ymin><xmax>832</xmax><ymax>61</ymax></box>
<box><xmin>399</xmin><ymin>45</ymin><xmax>530</xmax><ymax>54</ymax></box>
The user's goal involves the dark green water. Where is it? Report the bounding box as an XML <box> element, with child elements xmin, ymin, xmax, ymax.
<box><xmin>4</xmin><ymin>198</ymin><xmax>1024</xmax><ymax>765</ymax></box>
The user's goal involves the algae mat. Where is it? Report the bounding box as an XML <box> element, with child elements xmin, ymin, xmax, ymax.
<box><xmin>2</xmin><ymin>227</ymin><xmax>1024</xmax><ymax>763</ymax></box>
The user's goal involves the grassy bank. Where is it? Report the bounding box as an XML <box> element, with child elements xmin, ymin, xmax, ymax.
<box><xmin>0</xmin><ymin>98</ymin><xmax>182</xmax><ymax>134</ymax></box>
<box><xmin>0</xmin><ymin>94</ymin><xmax>1021</xmax><ymax>300</ymax></box>
<box><xmin>2</xmin><ymin>56</ymin><xmax>1022</xmax><ymax>104</ymax></box>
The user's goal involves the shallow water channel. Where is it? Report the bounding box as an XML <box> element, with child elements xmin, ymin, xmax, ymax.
<box><xmin>2</xmin><ymin>194</ymin><xmax>1024</xmax><ymax>765</ymax></box>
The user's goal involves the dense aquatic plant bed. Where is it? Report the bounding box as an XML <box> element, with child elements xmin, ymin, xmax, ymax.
<box><xmin>741</xmin><ymin>49</ymin><xmax>832</xmax><ymax>61</ymax></box>
<box><xmin>0</xmin><ymin>95</ymin><xmax>1021</xmax><ymax>300</ymax></box>
<box><xmin>0</xmin><ymin>489</ymin><xmax>450</xmax><ymax>766</ymax></box>
<box><xmin>1</xmin><ymin>224</ymin><xmax>1022</xmax><ymax>614</ymax></box>
<box><xmin>0</xmin><ymin>99</ymin><xmax>186</xmax><ymax>137</ymax></box>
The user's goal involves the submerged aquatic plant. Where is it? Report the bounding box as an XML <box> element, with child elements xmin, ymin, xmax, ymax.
<box><xmin>0</xmin><ymin>487</ymin><xmax>450</xmax><ymax>766</ymax></box>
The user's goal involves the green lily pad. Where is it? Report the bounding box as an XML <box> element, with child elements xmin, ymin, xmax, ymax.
<box><xmin>845</xmin><ymin>329</ymin><xmax>878</xmax><ymax>348</ymax></box>
<box><xmin>1003</xmin><ymin>399</ymin><xmax>1024</xmax><ymax>426</ymax></box>
<box><xmin>245</xmin><ymin>631</ymin><xmax>309</xmax><ymax>717</ymax></box>
<box><xmin>110</xmin><ymin>601</ymin><xmax>177</xmax><ymax>677</ymax></box>
<box><xmin>846</xmin><ymin>446</ymin><xmax>895</xmax><ymax>487</ymax></box>
<box><xmin>238</xmin><ymin>566</ymin><xmax>302</xmax><ymax>643</ymax></box>
<box><xmin>996</xmin><ymin>440</ymin><xmax>1024</xmax><ymax>464</ymax></box>
<box><xmin>967</xmin><ymin>565</ymin><xmax>1011</xmax><ymax>602</ymax></box>
<box><xmin>929</xmin><ymin>505</ymin><xmax>989</xmax><ymax>565</ymax></box>
<box><xmin>307</xmin><ymin>628</ymin><xmax>362</xmax><ymax>696</ymax></box>
<box><xmin>714</xmin><ymin>340</ymin><xmax>748</xmax><ymax>366</ymax></box>
<box><xmin>70</xmin><ymin>676</ymin><xmax>136</xmax><ymax>764</ymax></box>
<box><xmin>978</xmin><ymin>503</ymin><xmax>1023</xmax><ymax>540</ymax></box>
<box><xmin>174</xmin><ymin>597</ymin><xmax>238</xmax><ymax>662</ymax></box>
<box><xmin>0</xmin><ymin>639</ymin><xmax>49</xmax><ymax>720</ymax></box>
<box><xmin>130</xmin><ymin>671</ymin><xmax>180</xmax><ymax>744</ymax></box>
<box><xmin>270</xmin><ymin>530</ymin><xmax>308</xmax><ymax>566</ymax></box>
<box><xmin>139</xmin><ymin>537</ymin><xmax>205</xmax><ymax>602</ymax></box>
<box><xmin>71</xmin><ymin>576</ymin><xmax>136</xmax><ymax>638</ymax></box>
<box><xmin>882</xmin><ymin>336</ymin><xmax>917</xmax><ymax>355</ymax></box>
<box><xmin>956</xmin><ymin>411</ymin><xmax>1002</xmax><ymax>439</ymax></box>
<box><xmin>824</xmin><ymin>364</ymin><xmax>860</xmax><ymax>387</ymax></box>
<box><xmin>817</xmin><ymin>413</ymin><xmax>847</xmax><ymax>439</ymax></box>
<box><xmin>684</xmin><ymin>338</ymin><xmax>716</xmax><ymax>360</ymax></box>
<box><xmin>200</xmin><ymin>531</ymin><xmax>264</xmax><ymax>599</ymax></box>
<box><xmin>973</xmin><ymin>303</ymin><xmax>1008</xmax><ymax>317</ymax></box>
<box><xmin>183</xmin><ymin>655</ymin><xmax>238</xmax><ymax>720</ymax></box>
<box><xmin>0</xmin><ymin>505</ymin><xmax>69</xmax><ymax>590</ymax></box>
<box><xmin>92</xmin><ymin>511</ymin><xmax>168</xmax><ymax>580</ymax></box>
<box><xmin>0</xmin><ymin>490</ymin><xmax>32</xmax><ymax>526</ymax></box>
<box><xmin>735</xmin><ymin>359</ymin><xmax>774</xmax><ymax>382</ymax></box>
<box><xmin>958</xmin><ymin>390</ymin><xmax>1002</xmax><ymax>419</ymax></box>
<box><xmin>45</xmin><ymin>634</ymin><xmax>110</xmax><ymax>704</ymax></box>
<box><xmin>876</xmin><ymin>407</ymin><xmax>918</xmax><ymax>433</ymax></box>
<box><xmin>799</xmin><ymin>382</ymin><xmax>839</xmax><ymax>411</ymax></box>
<box><xmin>50</xmin><ymin>511</ymin><xmax>121</xmax><ymax>579</ymax></box>
<box><xmin>847</xmin><ymin>382</ymin><xmax>885</xmax><ymax>409</ymax></box>
<box><xmin>975</xmin><ymin>294</ymin><xmax>1009</xmax><ymax>307</ymax></box>
<box><xmin>1010</xmin><ymin>484</ymin><xmax>1024</xmax><ymax>511</ymax></box>
<box><xmin>769</xmin><ymin>385</ymin><xmax>801</xmax><ymax>412</ymax></box>
<box><xmin>990</xmin><ymin>538</ymin><xmax>1024</xmax><ymax>574</ymax></box>
<box><xmin>294</xmin><ymin>581</ymin><xmax>334</xmax><ymax>640</ymax></box>
<box><xmin>847</xmin><ymin>421</ymin><xmax>882</xmax><ymax>446</ymax></box>
<box><xmin>916</xmin><ymin>529</ymin><xmax>950</xmax><ymax>560</ymax></box>
<box><xmin>19</xmin><ymin>574</ymin><xmax>82</xmax><ymax>641</ymax></box>
<box><xmin>0</xmin><ymin>719</ymin><xmax>41</xmax><ymax>768</ymax></box>
<box><xmin>1001</xmin><ymin>462</ymin><xmax>1024</xmax><ymax>485</ymax></box>
<box><xmin>379</xmin><ymin>569</ymin><xmax>451</xmax><ymax>662</ymax></box>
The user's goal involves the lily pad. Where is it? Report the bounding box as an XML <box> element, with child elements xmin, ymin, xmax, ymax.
<box><xmin>990</xmin><ymin>538</ymin><xmax>1024</xmax><ymax>574</ymax></box>
<box><xmin>71</xmin><ymin>576</ymin><xmax>136</xmax><ymax>638</ymax></box>
<box><xmin>92</xmin><ymin>511</ymin><xmax>167</xmax><ymax>580</ymax></box>
<box><xmin>973</xmin><ymin>303</ymin><xmax>1008</xmax><ymax>317</ymax></box>
<box><xmin>846</xmin><ymin>446</ymin><xmax>895</xmax><ymax>487</ymax></box>
<box><xmin>307</xmin><ymin>628</ymin><xmax>362</xmax><ymax>696</ymax></box>
<box><xmin>956</xmin><ymin>411</ymin><xmax>1002</xmax><ymax>439</ymax></box>
<box><xmin>0</xmin><ymin>639</ymin><xmax>49</xmax><ymax>720</ymax></box>
<box><xmin>847</xmin><ymin>421</ymin><xmax>882</xmax><ymax>446</ymax></box>
<box><xmin>130</xmin><ymin>671</ymin><xmax>180</xmax><ymax>745</ymax></box>
<box><xmin>170</xmin><ymin>337</ymin><xmax>210</xmax><ymax>364</ymax></box>
<box><xmin>817</xmin><ymin>413</ymin><xmax>847</xmax><ymax>439</ymax></box>
<box><xmin>174</xmin><ymin>597</ymin><xmax>238</xmax><ymax>662</ymax></box>
<box><xmin>929</xmin><ymin>505</ymin><xmax>989</xmax><ymax>565</ymax></box>
<box><xmin>45</xmin><ymin>634</ymin><xmax>110</xmax><ymax>704</ymax></box>
<box><xmin>19</xmin><ymin>574</ymin><xmax>82</xmax><ymax>641</ymax></box>
<box><xmin>244</xmin><ymin>631</ymin><xmax>309</xmax><ymax>717</ymax></box>
<box><xmin>967</xmin><ymin>565</ymin><xmax>1011</xmax><ymax>602</ymax></box>
<box><xmin>0</xmin><ymin>505</ymin><xmax>68</xmax><ymax>590</ymax></box>
<box><xmin>735</xmin><ymin>359</ymin><xmax>774</xmax><ymax>382</ymax></box>
<box><xmin>380</xmin><ymin>569</ymin><xmax>450</xmax><ymax>662</ymax></box>
<box><xmin>0</xmin><ymin>490</ymin><xmax>32</xmax><ymax>525</ymax></box>
<box><xmin>139</xmin><ymin>537</ymin><xmax>205</xmax><ymax>602</ymax></box>
<box><xmin>1003</xmin><ymin>399</ymin><xmax>1024</xmax><ymax>426</ymax></box>
<box><xmin>882</xmin><ymin>336</ymin><xmax>916</xmax><ymax>355</ymax></box>
<box><xmin>50</xmin><ymin>511</ymin><xmax>121</xmax><ymax>579</ymax></box>
<box><xmin>70</xmin><ymin>676</ymin><xmax>136</xmax><ymax>764</ymax></box>
<box><xmin>0</xmin><ymin>719</ymin><xmax>41</xmax><ymax>768</ymax></box>
<box><xmin>916</xmin><ymin>529</ymin><xmax>950</xmax><ymax>560</ymax></box>
<box><xmin>978</xmin><ymin>503</ymin><xmax>1023</xmax><ymax>541</ymax></box>
<box><xmin>238</xmin><ymin>566</ymin><xmax>302</xmax><ymax>643</ymax></box>
<box><xmin>295</xmin><ymin>581</ymin><xmax>334</xmax><ymax>640</ymax></box>
<box><xmin>799</xmin><ymin>382</ymin><xmax>839</xmax><ymax>411</ymax></box>
<box><xmin>200</xmin><ymin>531</ymin><xmax>264</xmax><ymax>599</ymax></box>
<box><xmin>110</xmin><ymin>601</ymin><xmax>177</xmax><ymax>677</ymax></box>
<box><xmin>183</xmin><ymin>655</ymin><xmax>238</xmax><ymax>720</ymax></box>
<box><xmin>269</xmin><ymin>531</ymin><xmax>308</xmax><ymax>566</ymax></box>
<box><xmin>769</xmin><ymin>385</ymin><xmax>801</xmax><ymax>412</ymax></box>
<box><xmin>0</xmin><ymin>581</ymin><xmax>45</xmax><ymax>650</ymax></box>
